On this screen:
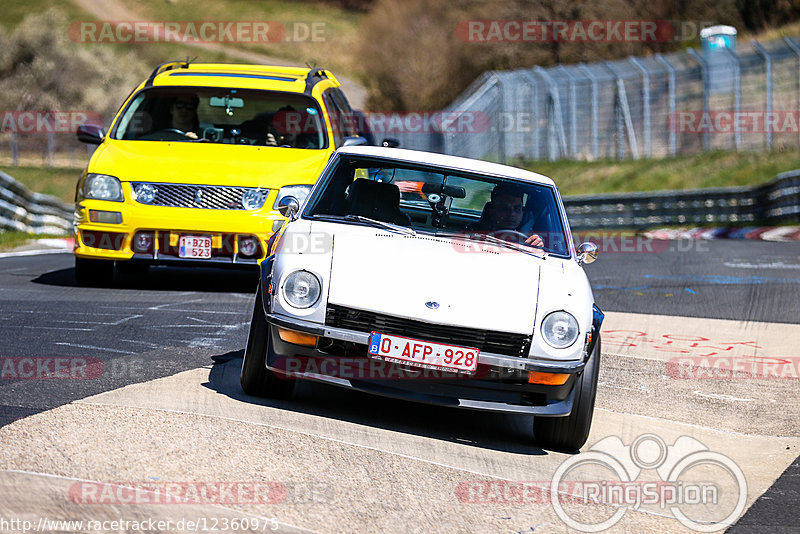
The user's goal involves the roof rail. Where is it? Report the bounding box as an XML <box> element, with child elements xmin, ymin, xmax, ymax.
<box><xmin>144</xmin><ymin>60</ymin><xmax>192</xmax><ymax>87</ymax></box>
<box><xmin>304</xmin><ymin>68</ymin><xmax>329</xmax><ymax>94</ymax></box>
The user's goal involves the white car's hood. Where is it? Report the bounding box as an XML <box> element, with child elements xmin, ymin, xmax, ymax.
<box><xmin>327</xmin><ymin>229</ymin><xmax>541</xmax><ymax>335</ymax></box>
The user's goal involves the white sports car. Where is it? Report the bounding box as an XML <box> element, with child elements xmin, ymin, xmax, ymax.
<box><xmin>241</xmin><ymin>146</ymin><xmax>602</xmax><ymax>450</ymax></box>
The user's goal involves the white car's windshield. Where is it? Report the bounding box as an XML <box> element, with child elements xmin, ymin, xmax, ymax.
<box><xmin>305</xmin><ymin>155</ymin><xmax>570</xmax><ymax>256</ymax></box>
<box><xmin>112</xmin><ymin>87</ymin><xmax>327</xmax><ymax>148</ymax></box>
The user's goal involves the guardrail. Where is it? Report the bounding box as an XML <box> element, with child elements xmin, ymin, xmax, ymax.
<box><xmin>0</xmin><ymin>171</ymin><xmax>73</xmax><ymax>235</ymax></box>
<box><xmin>564</xmin><ymin>169</ymin><xmax>800</xmax><ymax>230</ymax></box>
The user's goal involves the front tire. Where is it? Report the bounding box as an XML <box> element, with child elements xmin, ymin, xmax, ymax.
<box><xmin>74</xmin><ymin>257</ymin><xmax>114</xmax><ymax>287</ymax></box>
<box><xmin>240</xmin><ymin>286</ymin><xmax>295</xmax><ymax>399</ymax></box>
<box><xmin>533</xmin><ymin>337</ymin><xmax>601</xmax><ymax>451</ymax></box>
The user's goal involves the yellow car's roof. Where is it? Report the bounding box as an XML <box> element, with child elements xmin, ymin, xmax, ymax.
<box><xmin>147</xmin><ymin>62</ymin><xmax>339</xmax><ymax>93</ymax></box>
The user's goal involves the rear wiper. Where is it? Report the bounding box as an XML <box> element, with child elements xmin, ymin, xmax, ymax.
<box><xmin>311</xmin><ymin>214</ymin><xmax>416</xmax><ymax>236</ymax></box>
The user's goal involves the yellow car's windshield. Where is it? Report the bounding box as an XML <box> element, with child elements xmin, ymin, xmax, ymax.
<box><xmin>112</xmin><ymin>86</ymin><xmax>327</xmax><ymax>149</ymax></box>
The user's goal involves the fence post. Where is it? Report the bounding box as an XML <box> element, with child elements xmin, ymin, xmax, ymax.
<box><xmin>577</xmin><ymin>64</ymin><xmax>599</xmax><ymax>160</ymax></box>
<box><xmin>722</xmin><ymin>46</ymin><xmax>742</xmax><ymax>151</ymax></box>
<box><xmin>751</xmin><ymin>40</ymin><xmax>773</xmax><ymax>150</ymax></box>
<box><xmin>687</xmin><ymin>48</ymin><xmax>710</xmax><ymax>152</ymax></box>
<box><xmin>492</xmin><ymin>74</ymin><xmax>506</xmax><ymax>164</ymax></box>
<box><xmin>557</xmin><ymin>65</ymin><xmax>578</xmax><ymax>158</ymax></box>
<box><xmin>655</xmin><ymin>54</ymin><xmax>677</xmax><ymax>157</ymax></box>
<box><xmin>10</xmin><ymin>133</ymin><xmax>19</xmax><ymax>166</ymax></box>
<box><xmin>784</xmin><ymin>36</ymin><xmax>800</xmax><ymax>148</ymax></box>
<box><xmin>605</xmin><ymin>61</ymin><xmax>639</xmax><ymax>160</ymax></box>
<box><xmin>629</xmin><ymin>57</ymin><xmax>651</xmax><ymax>157</ymax></box>
<box><xmin>522</xmin><ymin>71</ymin><xmax>540</xmax><ymax>160</ymax></box>
<box><xmin>534</xmin><ymin>67</ymin><xmax>567</xmax><ymax>161</ymax></box>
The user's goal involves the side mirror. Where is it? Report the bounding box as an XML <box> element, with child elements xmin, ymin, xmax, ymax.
<box><xmin>277</xmin><ymin>195</ymin><xmax>299</xmax><ymax>219</ymax></box>
<box><xmin>76</xmin><ymin>124</ymin><xmax>105</xmax><ymax>145</ymax></box>
<box><xmin>577</xmin><ymin>242</ymin><xmax>598</xmax><ymax>265</ymax></box>
<box><xmin>381</xmin><ymin>138</ymin><xmax>400</xmax><ymax>148</ymax></box>
<box><xmin>341</xmin><ymin>135</ymin><xmax>368</xmax><ymax>147</ymax></box>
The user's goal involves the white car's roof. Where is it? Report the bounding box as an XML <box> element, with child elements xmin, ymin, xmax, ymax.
<box><xmin>336</xmin><ymin>146</ymin><xmax>557</xmax><ymax>188</ymax></box>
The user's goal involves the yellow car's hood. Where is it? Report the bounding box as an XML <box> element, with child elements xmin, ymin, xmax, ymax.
<box><xmin>90</xmin><ymin>140</ymin><xmax>331</xmax><ymax>188</ymax></box>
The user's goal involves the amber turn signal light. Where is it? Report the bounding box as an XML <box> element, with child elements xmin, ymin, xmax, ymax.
<box><xmin>277</xmin><ymin>328</ymin><xmax>318</xmax><ymax>347</ymax></box>
<box><xmin>527</xmin><ymin>372</ymin><xmax>570</xmax><ymax>385</ymax></box>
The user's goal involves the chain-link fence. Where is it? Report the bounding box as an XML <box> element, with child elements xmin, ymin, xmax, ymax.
<box><xmin>405</xmin><ymin>35</ymin><xmax>800</xmax><ymax>163</ymax></box>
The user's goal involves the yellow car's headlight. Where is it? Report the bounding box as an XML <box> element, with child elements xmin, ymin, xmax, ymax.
<box><xmin>83</xmin><ymin>174</ymin><xmax>123</xmax><ymax>202</ymax></box>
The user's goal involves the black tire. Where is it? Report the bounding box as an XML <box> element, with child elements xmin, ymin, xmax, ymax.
<box><xmin>534</xmin><ymin>337</ymin><xmax>601</xmax><ymax>451</ymax></box>
<box><xmin>116</xmin><ymin>261</ymin><xmax>150</xmax><ymax>275</ymax></box>
<box><xmin>240</xmin><ymin>287</ymin><xmax>295</xmax><ymax>399</ymax></box>
<box><xmin>74</xmin><ymin>257</ymin><xmax>114</xmax><ymax>287</ymax></box>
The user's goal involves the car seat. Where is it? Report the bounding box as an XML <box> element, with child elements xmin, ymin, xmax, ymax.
<box><xmin>347</xmin><ymin>179</ymin><xmax>411</xmax><ymax>226</ymax></box>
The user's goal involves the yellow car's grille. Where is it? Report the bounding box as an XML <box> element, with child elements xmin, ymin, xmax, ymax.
<box><xmin>131</xmin><ymin>183</ymin><xmax>268</xmax><ymax>210</ymax></box>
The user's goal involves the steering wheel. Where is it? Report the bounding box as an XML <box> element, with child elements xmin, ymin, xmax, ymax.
<box><xmin>140</xmin><ymin>128</ymin><xmax>195</xmax><ymax>141</ymax></box>
<box><xmin>488</xmin><ymin>229</ymin><xmax>531</xmax><ymax>242</ymax></box>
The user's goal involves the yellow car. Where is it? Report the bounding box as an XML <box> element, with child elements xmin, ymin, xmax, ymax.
<box><xmin>73</xmin><ymin>61</ymin><xmax>362</xmax><ymax>286</ymax></box>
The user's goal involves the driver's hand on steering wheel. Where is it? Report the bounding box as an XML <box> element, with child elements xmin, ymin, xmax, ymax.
<box><xmin>525</xmin><ymin>233</ymin><xmax>544</xmax><ymax>248</ymax></box>
<box><xmin>265</xmin><ymin>132</ymin><xmax>277</xmax><ymax>146</ymax></box>
<box><xmin>184</xmin><ymin>131</ymin><xmax>198</xmax><ymax>140</ymax></box>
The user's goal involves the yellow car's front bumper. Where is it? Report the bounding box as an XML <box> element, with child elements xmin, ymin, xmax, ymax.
<box><xmin>73</xmin><ymin>199</ymin><xmax>284</xmax><ymax>266</ymax></box>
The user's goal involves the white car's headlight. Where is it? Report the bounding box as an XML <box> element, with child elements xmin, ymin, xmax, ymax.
<box><xmin>273</xmin><ymin>185</ymin><xmax>311</xmax><ymax>210</ymax></box>
<box><xmin>84</xmin><ymin>173</ymin><xmax>123</xmax><ymax>202</ymax></box>
<box><xmin>241</xmin><ymin>189</ymin><xmax>268</xmax><ymax>210</ymax></box>
<box><xmin>541</xmin><ymin>311</ymin><xmax>580</xmax><ymax>349</ymax></box>
<box><xmin>283</xmin><ymin>270</ymin><xmax>321</xmax><ymax>309</ymax></box>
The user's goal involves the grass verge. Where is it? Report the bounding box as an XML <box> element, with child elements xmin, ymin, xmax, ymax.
<box><xmin>517</xmin><ymin>149</ymin><xmax>800</xmax><ymax>196</ymax></box>
<box><xmin>0</xmin><ymin>166</ymin><xmax>79</xmax><ymax>203</ymax></box>
<box><xmin>0</xmin><ymin>231</ymin><xmax>66</xmax><ymax>252</ymax></box>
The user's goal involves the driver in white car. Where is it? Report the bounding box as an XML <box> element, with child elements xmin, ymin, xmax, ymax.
<box><xmin>472</xmin><ymin>183</ymin><xmax>544</xmax><ymax>248</ymax></box>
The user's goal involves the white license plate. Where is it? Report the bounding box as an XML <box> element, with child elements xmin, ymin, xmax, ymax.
<box><xmin>368</xmin><ymin>332</ymin><xmax>479</xmax><ymax>373</ymax></box>
<box><xmin>179</xmin><ymin>235</ymin><xmax>212</xmax><ymax>258</ymax></box>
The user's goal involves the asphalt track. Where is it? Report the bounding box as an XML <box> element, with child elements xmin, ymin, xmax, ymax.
<box><xmin>0</xmin><ymin>239</ymin><xmax>798</xmax><ymax>532</ymax></box>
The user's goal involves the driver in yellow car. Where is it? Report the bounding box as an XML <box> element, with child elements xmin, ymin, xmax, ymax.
<box><xmin>170</xmin><ymin>94</ymin><xmax>201</xmax><ymax>139</ymax></box>
<box><xmin>476</xmin><ymin>183</ymin><xmax>544</xmax><ymax>248</ymax></box>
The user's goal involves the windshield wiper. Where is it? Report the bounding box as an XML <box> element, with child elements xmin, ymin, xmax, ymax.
<box><xmin>343</xmin><ymin>215</ymin><xmax>417</xmax><ymax>236</ymax></box>
<box><xmin>436</xmin><ymin>231</ymin><xmax>547</xmax><ymax>257</ymax></box>
<box><xmin>311</xmin><ymin>214</ymin><xmax>416</xmax><ymax>236</ymax></box>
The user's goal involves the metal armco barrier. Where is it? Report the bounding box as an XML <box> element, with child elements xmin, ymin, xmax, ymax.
<box><xmin>1</xmin><ymin>168</ymin><xmax>798</xmax><ymax>235</ymax></box>
<box><xmin>0</xmin><ymin>171</ymin><xmax>73</xmax><ymax>235</ymax></box>
<box><xmin>564</xmin><ymin>169</ymin><xmax>800</xmax><ymax>230</ymax></box>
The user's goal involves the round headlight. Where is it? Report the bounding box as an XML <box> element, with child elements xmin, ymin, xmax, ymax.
<box><xmin>283</xmin><ymin>270</ymin><xmax>321</xmax><ymax>309</ymax></box>
<box><xmin>273</xmin><ymin>185</ymin><xmax>311</xmax><ymax>210</ymax></box>
<box><xmin>541</xmin><ymin>311</ymin><xmax>580</xmax><ymax>349</ymax></box>
<box><xmin>133</xmin><ymin>183</ymin><xmax>158</xmax><ymax>204</ymax></box>
<box><xmin>84</xmin><ymin>174</ymin><xmax>123</xmax><ymax>201</ymax></box>
<box><xmin>241</xmin><ymin>189</ymin><xmax>266</xmax><ymax>210</ymax></box>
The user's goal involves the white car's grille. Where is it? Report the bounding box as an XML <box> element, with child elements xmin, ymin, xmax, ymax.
<box><xmin>131</xmin><ymin>183</ymin><xmax>268</xmax><ymax>210</ymax></box>
<box><xmin>326</xmin><ymin>304</ymin><xmax>532</xmax><ymax>358</ymax></box>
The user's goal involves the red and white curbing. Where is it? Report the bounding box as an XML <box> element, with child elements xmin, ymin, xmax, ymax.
<box><xmin>641</xmin><ymin>226</ymin><xmax>800</xmax><ymax>241</ymax></box>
